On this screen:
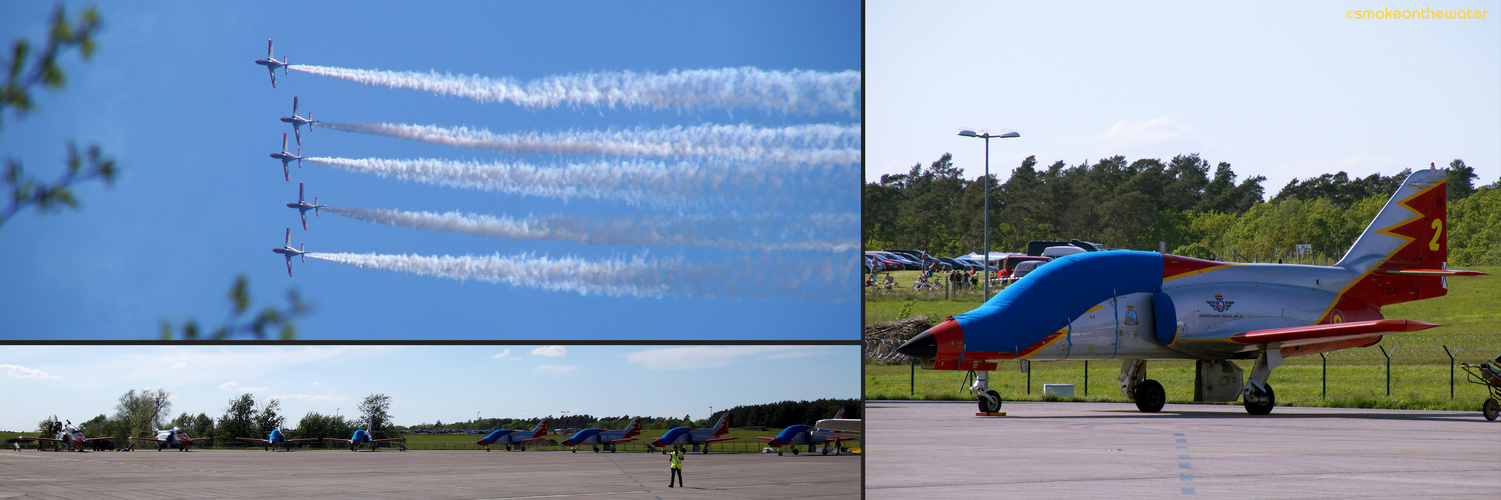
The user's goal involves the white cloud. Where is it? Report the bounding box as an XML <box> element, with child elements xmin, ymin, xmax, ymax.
<box><xmin>271</xmin><ymin>394</ymin><xmax>346</xmax><ymax>403</ymax></box>
<box><xmin>534</xmin><ymin>364</ymin><xmax>580</xmax><ymax>375</ymax></box>
<box><xmin>0</xmin><ymin>364</ymin><xmax>59</xmax><ymax>379</ymax></box>
<box><xmin>219</xmin><ymin>381</ymin><xmax>268</xmax><ymax>392</ymax></box>
<box><xmin>531</xmin><ymin>346</ymin><xmax>566</xmax><ymax>358</ymax></box>
<box><xmin>492</xmin><ymin>349</ymin><xmax>521</xmax><ymax>361</ymax></box>
<box><xmin>625</xmin><ymin>346</ymin><xmax>831</xmax><ymax>371</ymax></box>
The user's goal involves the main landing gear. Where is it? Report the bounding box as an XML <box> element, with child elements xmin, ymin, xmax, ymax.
<box><xmin>971</xmin><ymin>370</ymin><xmax>1002</xmax><ymax>413</ymax></box>
<box><xmin>1120</xmin><ymin>359</ymin><xmax>1166</xmax><ymax>413</ymax></box>
<box><xmin>1241</xmin><ymin>348</ymin><xmax>1281</xmax><ymax>415</ymax></box>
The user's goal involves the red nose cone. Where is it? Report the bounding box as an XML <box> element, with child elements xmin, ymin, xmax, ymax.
<box><xmin>898</xmin><ymin>318</ymin><xmax>966</xmax><ymax>359</ymax></box>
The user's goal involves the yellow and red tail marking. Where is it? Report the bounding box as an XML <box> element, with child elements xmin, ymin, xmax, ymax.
<box><xmin>1320</xmin><ymin>177</ymin><xmax>1448</xmax><ymax>323</ymax></box>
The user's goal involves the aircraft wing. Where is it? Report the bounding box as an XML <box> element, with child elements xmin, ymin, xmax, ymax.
<box><xmin>813</xmin><ymin>419</ymin><xmax>862</xmax><ymax>438</ymax></box>
<box><xmin>322</xmin><ymin>438</ymin><xmax>354</xmax><ymax>444</ymax></box>
<box><xmin>127</xmin><ymin>437</ymin><xmax>164</xmax><ymax>443</ymax></box>
<box><xmin>235</xmin><ymin>437</ymin><xmax>271</xmax><ymax>444</ymax></box>
<box><xmin>370</xmin><ymin>438</ymin><xmax>405</xmax><ymax>443</ymax></box>
<box><xmin>604</xmin><ymin>437</ymin><xmax>638</xmax><ymax>444</ymax></box>
<box><xmin>1380</xmin><ymin>269</ymin><xmax>1488</xmax><ymax>276</ymax></box>
<box><xmin>755</xmin><ymin>437</ymin><xmax>777</xmax><ymax>441</ymax></box>
<box><xmin>285</xmin><ymin>437</ymin><xmax>321</xmax><ymax>443</ymax></box>
<box><xmin>1230</xmin><ymin>319</ymin><xmax>1438</xmax><ymax>347</ymax></box>
<box><xmin>701</xmin><ymin>437</ymin><xmax>738</xmax><ymax>443</ymax></box>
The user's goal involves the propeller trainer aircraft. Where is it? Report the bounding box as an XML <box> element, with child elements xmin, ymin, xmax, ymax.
<box><xmin>897</xmin><ymin>167</ymin><xmax>1487</xmax><ymax>415</ymax></box>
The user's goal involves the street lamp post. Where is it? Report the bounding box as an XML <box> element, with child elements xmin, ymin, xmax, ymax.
<box><xmin>958</xmin><ymin>130</ymin><xmax>1020</xmax><ymax>302</ymax></box>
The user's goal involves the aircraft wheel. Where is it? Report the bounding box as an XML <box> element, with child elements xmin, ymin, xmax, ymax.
<box><xmin>978</xmin><ymin>389</ymin><xmax>1002</xmax><ymax>413</ymax></box>
<box><xmin>1244</xmin><ymin>384</ymin><xmax>1276</xmax><ymax>415</ymax></box>
<box><xmin>1134</xmin><ymin>380</ymin><xmax>1166</xmax><ymax>413</ymax></box>
<box><xmin>792</xmin><ymin>447</ymin><xmax>799</xmax><ymax>455</ymax></box>
<box><xmin>822</xmin><ymin>447</ymin><xmax>829</xmax><ymax>456</ymax></box>
<box><xmin>777</xmin><ymin>449</ymin><xmax>783</xmax><ymax>456</ymax></box>
<box><xmin>1483</xmin><ymin>398</ymin><xmax>1499</xmax><ymax>421</ymax></box>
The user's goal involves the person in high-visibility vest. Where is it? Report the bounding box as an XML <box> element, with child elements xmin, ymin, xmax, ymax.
<box><xmin>668</xmin><ymin>445</ymin><xmax>685</xmax><ymax>487</ymax></box>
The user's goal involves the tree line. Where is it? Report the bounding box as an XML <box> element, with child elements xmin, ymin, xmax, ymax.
<box><xmin>864</xmin><ymin>154</ymin><xmax>1498</xmax><ymax>265</ymax></box>
<box><xmin>58</xmin><ymin>390</ymin><xmax>396</xmax><ymax>447</ymax></box>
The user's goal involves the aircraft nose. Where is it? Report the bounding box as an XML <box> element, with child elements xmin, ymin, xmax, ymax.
<box><xmin>897</xmin><ymin>318</ymin><xmax>965</xmax><ymax>359</ymax></box>
<box><xmin>896</xmin><ymin>331</ymin><xmax>937</xmax><ymax>359</ymax></box>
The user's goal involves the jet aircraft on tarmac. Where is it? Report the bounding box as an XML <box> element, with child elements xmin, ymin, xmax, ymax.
<box><xmin>562</xmin><ymin>417</ymin><xmax>642</xmax><ymax>453</ymax></box>
<box><xmin>280</xmin><ymin>96</ymin><xmax>317</xmax><ymax>145</ymax></box>
<box><xmin>476</xmin><ymin>419</ymin><xmax>549</xmax><ymax>451</ymax></box>
<box><xmin>269</xmin><ymin>133</ymin><xmax>303</xmax><ymax>182</ymax></box>
<box><xmin>272</xmin><ymin>227</ymin><xmax>306</xmax><ymax>277</ymax></box>
<box><xmin>650</xmin><ymin>413</ymin><xmax>736</xmax><ymax>454</ymax></box>
<box><xmin>17</xmin><ymin>416</ymin><xmax>112</xmax><ymax>452</ymax></box>
<box><xmin>235</xmin><ymin>428</ymin><xmax>321</xmax><ymax>451</ymax></box>
<box><xmin>896</xmin><ymin>167</ymin><xmax>1487</xmax><ymax>416</ymax></box>
<box><xmin>254</xmin><ymin>39</ymin><xmax>291</xmax><ymax>88</ymax></box>
<box><xmin>757</xmin><ymin>409</ymin><xmax>856</xmax><ymax>456</ymax></box>
<box><xmin>287</xmin><ymin>182</ymin><xmax>325</xmax><ymax>231</ymax></box>
<box><xmin>129</xmin><ymin>422</ymin><xmax>211</xmax><ymax>451</ymax></box>
<box><xmin>324</xmin><ymin>423</ymin><xmax>406</xmax><ymax>451</ymax></box>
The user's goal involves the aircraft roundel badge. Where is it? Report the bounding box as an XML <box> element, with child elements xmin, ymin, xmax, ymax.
<box><xmin>1206</xmin><ymin>293</ymin><xmax>1234</xmax><ymax>313</ymax></box>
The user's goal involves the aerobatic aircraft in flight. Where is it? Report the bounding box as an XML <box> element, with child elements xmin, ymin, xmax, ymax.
<box><xmin>896</xmin><ymin>167</ymin><xmax>1487</xmax><ymax>416</ymax></box>
<box><xmin>562</xmin><ymin>417</ymin><xmax>642</xmax><ymax>453</ymax></box>
<box><xmin>235</xmin><ymin>428</ymin><xmax>321</xmax><ymax>451</ymax></box>
<box><xmin>324</xmin><ymin>423</ymin><xmax>406</xmax><ymax>451</ymax></box>
<box><xmin>286</xmin><ymin>182</ymin><xmax>326</xmax><ymax>231</ymax></box>
<box><xmin>269</xmin><ymin>133</ymin><xmax>303</xmax><ymax>182</ymax></box>
<box><xmin>280</xmin><ymin>96</ymin><xmax>317</xmax><ymax>145</ymax></box>
<box><xmin>254</xmin><ymin>39</ymin><xmax>291</xmax><ymax>88</ymax></box>
<box><xmin>129</xmin><ymin>422</ymin><xmax>211</xmax><ymax>451</ymax></box>
<box><xmin>476</xmin><ymin>419</ymin><xmax>549</xmax><ymax>452</ymax></box>
<box><xmin>17</xmin><ymin>416</ymin><xmax>112</xmax><ymax>452</ymax></box>
<box><xmin>272</xmin><ymin>227</ymin><xmax>306</xmax><ymax>277</ymax></box>
<box><xmin>757</xmin><ymin>409</ymin><xmax>856</xmax><ymax>456</ymax></box>
<box><xmin>650</xmin><ymin>413</ymin><xmax>736</xmax><ymax>454</ymax></box>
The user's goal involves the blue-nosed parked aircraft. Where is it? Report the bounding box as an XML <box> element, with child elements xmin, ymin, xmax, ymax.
<box><xmin>650</xmin><ymin>413</ymin><xmax>735</xmax><ymax>454</ymax></box>
<box><xmin>476</xmin><ymin>419</ymin><xmax>549</xmax><ymax>452</ymax></box>
<box><xmin>235</xmin><ymin>428</ymin><xmax>321</xmax><ymax>451</ymax></box>
<box><xmin>757</xmin><ymin>409</ymin><xmax>855</xmax><ymax>456</ymax></box>
<box><xmin>129</xmin><ymin>421</ymin><xmax>212</xmax><ymax>451</ymax></box>
<box><xmin>324</xmin><ymin>423</ymin><xmax>406</xmax><ymax>451</ymax></box>
<box><xmin>562</xmin><ymin>417</ymin><xmax>642</xmax><ymax>453</ymax></box>
<box><xmin>897</xmin><ymin>167</ymin><xmax>1487</xmax><ymax>416</ymax></box>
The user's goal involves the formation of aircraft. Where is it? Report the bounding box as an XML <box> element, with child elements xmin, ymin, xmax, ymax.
<box><xmin>476</xmin><ymin>419</ymin><xmax>549</xmax><ymax>451</ymax></box>
<box><xmin>756</xmin><ymin>409</ymin><xmax>856</xmax><ymax>456</ymax></box>
<box><xmin>272</xmin><ymin>227</ymin><xmax>306</xmax><ymax>277</ymax></box>
<box><xmin>897</xmin><ymin>167</ymin><xmax>1488</xmax><ymax>416</ymax></box>
<box><xmin>269</xmin><ymin>133</ymin><xmax>303</xmax><ymax>182</ymax></box>
<box><xmin>254</xmin><ymin>39</ymin><xmax>291</xmax><ymax>88</ymax></box>
<box><xmin>650</xmin><ymin>413</ymin><xmax>736</xmax><ymax>454</ymax></box>
<box><xmin>324</xmin><ymin>423</ymin><xmax>406</xmax><ymax>451</ymax></box>
<box><xmin>562</xmin><ymin>417</ymin><xmax>642</xmax><ymax>453</ymax></box>
<box><xmin>280</xmin><ymin>96</ymin><xmax>318</xmax><ymax>145</ymax></box>
<box><xmin>235</xmin><ymin>429</ymin><xmax>322</xmax><ymax>452</ymax></box>
<box><xmin>129</xmin><ymin>422</ymin><xmax>212</xmax><ymax>451</ymax></box>
<box><xmin>287</xmin><ymin>182</ymin><xmax>326</xmax><ymax>231</ymax></box>
<box><xmin>16</xmin><ymin>416</ymin><xmax>112</xmax><ymax>452</ymax></box>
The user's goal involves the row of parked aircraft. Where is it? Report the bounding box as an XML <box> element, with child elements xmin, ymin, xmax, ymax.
<box><xmin>17</xmin><ymin>411</ymin><xmax>861</xmax><ymax>455</ymax></box>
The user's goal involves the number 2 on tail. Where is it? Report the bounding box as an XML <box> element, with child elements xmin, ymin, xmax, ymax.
<box><xmin>1429</xmin><ymin>219</ymin><xmax>1443</xmax><ymax>251</ymax></box>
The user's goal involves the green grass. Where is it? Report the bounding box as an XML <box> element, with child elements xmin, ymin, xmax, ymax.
<box><xmin>866</xmin><ymin>265</ymin><xmax>1501</xmax><ymax>410</ymax></box>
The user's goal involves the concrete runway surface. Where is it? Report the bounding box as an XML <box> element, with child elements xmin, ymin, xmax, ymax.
<box><xmin>867</xmin><ymin>400</ymin><xmax>1500</xmax><ymax>499</ymax></box>
<box><xmin>0</xmin><ymin>448</ymin><xmax>859</xmax><ymax>499</ymax></box>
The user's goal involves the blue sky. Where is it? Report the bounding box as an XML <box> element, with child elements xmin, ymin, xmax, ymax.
<box><xmin>0</xmin><ymin>344</ymin><xmax>859</xmax><ymax>431</ymax></box>
<box><xmin>0</xmin><ymin>1</ymin><xmax>860</xmax><ymax>339</ymax></box>
<box><xmin>867</xmin><ymin>1</ymin><xmax>1499</xmax><ymax>191</ymax></box>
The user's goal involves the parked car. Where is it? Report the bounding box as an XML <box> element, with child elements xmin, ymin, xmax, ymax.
<box><xmin>871</xmin><ymin>251</ymin><xmax>923</xmax><ymax>270</ymax></box>
<box><xmin>957</xmin><ymin>258</ymin><xmax>998</xmax><ymax>273</ymax></box>
<box><xmin>884</xmin><ymin>249</ymin><xmax>937</xmax><ymax>268</ymax></box>
<box><xmin>997</xmin><ymin>255</ymin><xmax>1050</xmax><ymax>280</ymax></box>
<box><xmin>864</xmin><ymin>252</ymin><xmax>901</xmax><ymax>273</ymax></box>
<box><xmin>1011</xmin><ymin>259</ymin><xmax>1049</xmax><ymax>279</ymax></box>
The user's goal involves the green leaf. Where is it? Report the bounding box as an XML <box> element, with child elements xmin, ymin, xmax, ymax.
<box><xmin>229</xmin><ymin>275</ymin><xmax>250</xmax><ymax>315</ymax></box>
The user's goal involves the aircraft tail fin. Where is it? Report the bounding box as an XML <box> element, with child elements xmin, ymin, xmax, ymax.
<box><xmin>833</xmin><ymin>408</ymin><xmax>845</xmax><ymax>419</ymax></box>
<box><xmin>712</xmin><ymin>413</ymin><xmax>730</xmax><ymax>436</ymax></box>
<box><xmin>624</xmin><ymin>417</ymin><xmax>642</xmax><ymax>437</ymax></box>
<box><xmin>1330</xmin><ymin>166</ymin><xmax>1477</xmax><ymax>310</ymax></box>
<box><xmin>534</xmin><ymin>419</ymin><xmax>549</xmax><ymax>438</ymax></box>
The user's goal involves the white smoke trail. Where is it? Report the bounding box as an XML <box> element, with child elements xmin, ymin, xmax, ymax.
<box><xmin>319</xmin><ymin>122</ymin><xmax>861</xmax><ymax>165</ymax></box>
<box><xmin>304</xmin><ymin>156</ymin><xmax>844</xmax><ymax>208</ymax></box>
<box><xmin>305</xmin><ymin>251</ymin><xmax>857</xmax><ymax>300</ymax></box>
<box><xmin>306</xmin><ymin>252</ymin><xmax>672</xmax><ymax>298</ymax></box>
<box><xmin>322</xmin><ymin>206</ymin><xmax>857</xmax><ymax>252</ymax></box>
<box><xmin>289</xmin><ymin>66</ymin><xmax>861</xmax><ymax>117</ymax></box>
